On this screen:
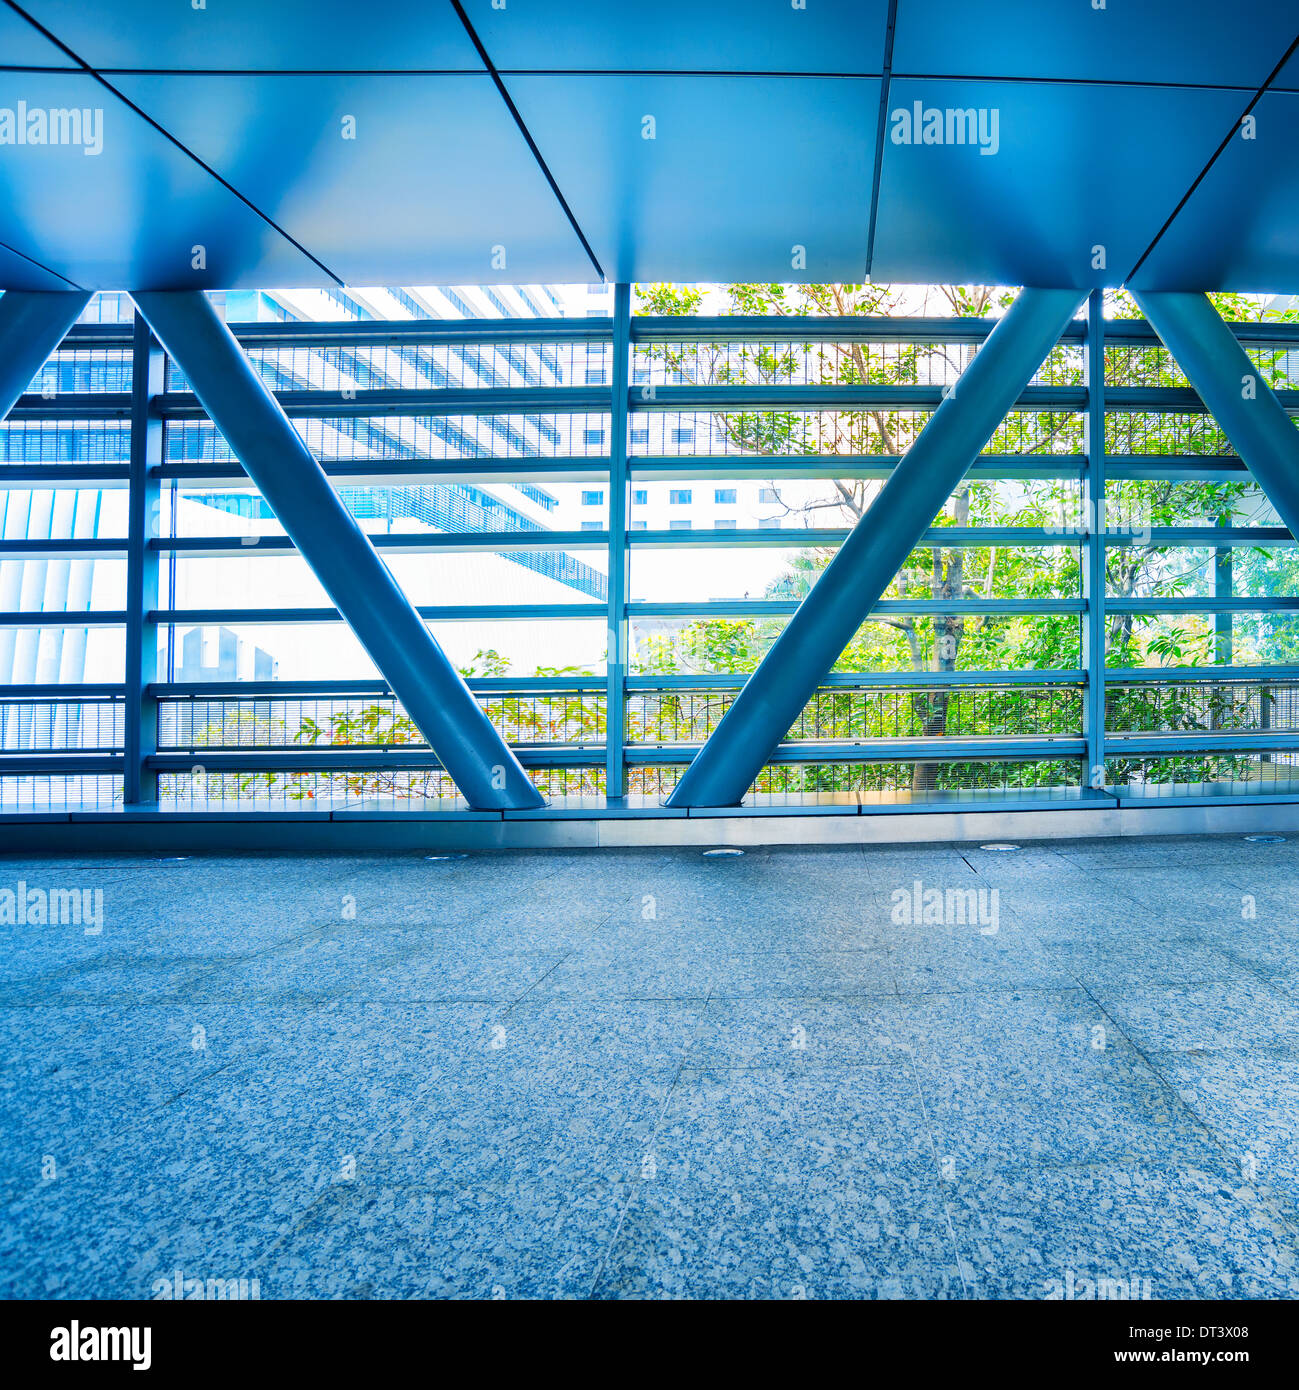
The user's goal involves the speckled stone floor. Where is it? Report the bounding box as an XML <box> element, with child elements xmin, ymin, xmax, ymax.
<box><xmin>3</xmin><ymin>835</ymin><xmax>1299</xmax><ymax>1300</ymax></box>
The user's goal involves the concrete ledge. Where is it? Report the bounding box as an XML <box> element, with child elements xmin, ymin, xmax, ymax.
<box><xmin>1</xmin><ymin>795</ymin><xmax>1295</xmax><ymax>851</ymax></box>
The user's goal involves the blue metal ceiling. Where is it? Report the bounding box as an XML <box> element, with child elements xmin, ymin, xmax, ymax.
<box><xmin>1</xmin><ymin>0</ymin><xmax>1297</xmax><ymax>293</ymax></box>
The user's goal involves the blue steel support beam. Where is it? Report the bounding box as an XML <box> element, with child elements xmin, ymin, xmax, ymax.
<box><xmin>1130</xmin><ymin>291</ymin><xmax>1299</xmax><ymax>544</ymax></box>
<box><xmin>130</xmin><ymin>290</ymin><xmax>544</xmax><ymax>812</ymax></box>
<box><xmin>0</xmin><ymin>290</ymin><xmax>93</xmax><ymax>422</ymax></box>
<box><xmin>667</xmin><ymin>287</ymin><xmax>1086</xmax><ymax>809</ymax></box>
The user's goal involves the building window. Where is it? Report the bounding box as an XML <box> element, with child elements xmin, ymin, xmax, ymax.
<box><xmin>714</xmin><ymin>488</ymin><xmax>737</xmax><ymax>504</ymax></box>
<box><xmin>580</xmin><ymin>490</ymin><xmax>605</xmax><ymax>506</ymax></box>
<box><xmin>669</xmin><ymin>489</ymin><xmax>692</xmax><ymax>505</ymax></box>
<box><xmin>759</xmin><ymin>516</ymin><xmax>782</xmax><ymax>529</ymax></box>
<box><xmin>715</xmin><ymin>519</ymin><xmax>737</xmax><ymax>530</ymax></box>
<box><xmin>631</xmin><ymin>520</ymin><xmax>648</xmax><ymax>530</ymax></box>
<box><xmin>632</xmin><ymin>489</ymin><xmax>648</xmax><ymax>505</ymax></box>
<box><xmin>630</xmin><ymin>427</ymin><xmax>649</xmax><ymax>446</ymax></box>
<box><xmin>586</xmin><ymin>368</ymin><xmax>607</xmax><ymax>385</ymax></box>
<box><xmin>580</xmin><ymin>520</ymin><xmax>602</xmax><ymax>531</ymax></box>
<box><xmin>583</xmin><ymin>429</ymin><xmax>605</xmax><ymax>447</ymax></box>
<box><xmin>669</xmin><ymin>519</ymin><xmax>692</xmax><ymax>531</ymax></box>
<box><xmin>759</xmin><ymin>487</ymin><xmax>780</xmax><ymax>504</ymax></box>
<box><xmin>671</xmin><ymin>428</ymin><xmax>694</xmax><ymax>445</ymax></box>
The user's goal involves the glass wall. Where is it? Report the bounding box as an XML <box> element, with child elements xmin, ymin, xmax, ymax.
<box><xmin>3</xmin><ymin>283</ymin><xmax>1297</xmax><ymax>810</ymax></box>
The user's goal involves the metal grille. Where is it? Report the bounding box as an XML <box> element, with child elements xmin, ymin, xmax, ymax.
<box><xmin>0</xmin><ymin>420</ymin><xmax>131</xmax><ymax>464</ymax></box>
<box><xmin>0</xmin><ymin>775</ymin><xmax>120</xmax><ymax>811</ymax></box>
<box><xmin>627</xmin><ymin>684</ymin><xmax>1084</xmax><ymax>744</ymax></box>
<box><xmin>158</xmin><ymin>764</ymin><xmax>603</xmax><ymax>806</ymax></box>
<box><xmin>163</xmin><ymin>413</ymin><xmax>612</xmax><ymax>463</ymax></box>
<box><xmin>0</xmin><ymin>699</ymin><xmax>124</xmax><ymax>751</ymax></box>
<box><xmin>1106</xmin><ymin>413</ymin><xmax>1232</xmax><ymax>454</ymax></box>
<box><xmin>168</xmin><ymin>342</ymin><xmax>609</xmax><ymax>394</ymax></box>
<box><xmin>631</xmin><ymin>339</ymin><xmax>1081</xmax><ymax>389</ymax></box>
<box><xmin>1107</xmin><ymin>681</ymin><xmax>1299</xmax><ymax>734</ymax></box>
<box><xmin>1105</xmin><ymin>752</ymin><xmax>1299</xmax><ymax>796</ymax></box>
<box><xmin>632</xmin><ymin>758</ymin><xmax>1083</xmax><ymax>798</ymax></box>
<box><xmin>631</xmin><ymin>409</ymin><xmax>1084</xmax><ymax>457</ymax></box>
<box><xmin>156</xmin><ymin>692</ymin><xmax>606</xmax><ymax>750</ymax></box>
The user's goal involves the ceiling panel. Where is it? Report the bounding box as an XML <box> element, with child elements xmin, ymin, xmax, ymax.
<box><xmin>15</xmin><ymin>0</ymin><xmax>483</xmax><ymax>71</ymax></box>
<box><xmin>1133</xmin><ymin>90</ymin><xmax>1299</xmax><ymax>291</ymax></box>
<box><xmin>0</xmin><ymin>240</ymin><xmax>73</xmax><ymax>289</ymax></box>
<box><xmin>871</xmin><ymin>78</ymin><xmax>1242</xmax><ymax>288</ymax></box>
<box><xmin>503</xmin><ymin>75</ymin><xmax>879</xmax><ymax>283</ymax></box>
<box><xmin>463</xmin><ymin>0</ymin><xmax>890</xmax><ymax>74</ymax></box>
<box><xmin>0</xmin><ymin>71</ymin><xmax>332</xmax><ymax>289</ymax></box>
<box><xmin>111</xmin><ymin>73</ymin><xmax>598</xmax><ymax>285</ymax></box>
<box><xmin>893</xmin><ymin>0</ymin><xmax>1297</xmax><ymax>88</ymax></box>
<box><xmin>1263</xmin><ymin>42</ymin><xmax>1299</xmax><ymax>89</ymax></box>
<box><xmin>2</xmin><ymin>5</ymin><xmax>1298</xmax><ymax>294</ymax></box>
<box><xmin>0</xmin><ymin>4</ymin><xmax>78</xmax><ymax>67</ymax></box>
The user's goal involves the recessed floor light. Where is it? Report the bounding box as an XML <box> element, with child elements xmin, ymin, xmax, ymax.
<box><xmin>425</xmin><ymin>853</ymin><xmax>468</xmax><ymax>861</ymax></box>
<box><xmin>157</xmin><ymin>856</ymin><xmax>190</xmax><ymax>862</ymax></box>
<box><xmin>1245</xmin><ymin>835</ymin><xmax>1285</xmax><ymax>844</ymax></box>
<box><xmin>979</xmin><ymin>843</ymin><xmax>1021</xmax><ymax>852</ymax></box>
<box><xmin>702</xmin><ymin>848</ymin><xmax>744</xmax><ymax>857</ymax></box>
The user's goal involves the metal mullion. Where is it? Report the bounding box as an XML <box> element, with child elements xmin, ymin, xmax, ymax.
<box><xmin>1107</xmin><ymin>597</ymin><xmax>1299</xmax><ymax>613</ymax></box>
<box><xmin>629</xmin><ymin>454</ymin><xmax>1085</xmax><ymax>481</ymax></box>
<box><xmin>0</xmin><ymin>466</ymin><xmax>131</xmax><ymax>486</ymax></box>
<box><xmin>629</xmin><ymin>315</ymin><xmax>1086</xmax><ymax>345</ymax></box>
<box><xmin>124</xmin><ymin>314</ymin><xmax>163</xmax><ymax>805</ymax></box>
<box><xmin>150</xmin><ymin>603</ymin><xmax>604</xmax><ymax>625</ymax></box>
<box><xmin>624</xmin><ymin>670</ymin><xmax>1085</xmax><ymax>690</ymax></box>
<box><xmin>606</xmin><ymin>285</ymin><xmax>631</xmax><ymax>799</ymax></box>
<box><xmin>630</xmin><ymin>384</ymin><xmax>1088</xmax><ymax>413</ymax></box>
<box><xmin>627</xmin><ymin>526</ymin><xmax>1073</xmax><ymax>549</ymax></box>
<box><xmin>0</xmin><ymin>611</ymin><xmax>128</xmax><ymax>627</ymax></box>
<box><xmin>1083</xmin><ymin>290</ymin><xmax>1107</xmax><ymax>790</ymax></box>
<box><xmin>1215</xmin><ymin>513</ymin><xmax>1234</xmax><ymax>666</ymax></box>
<box><xmin>630</xmin><ymin>599</ymin><xmax>1083</xmax><ymax>618</ymax></box>
<box><xmin>156</xmin><ymin>386</ymin><xmax>608</xmax><ymax>420</ymax></box>
<box><xmin>1108</xmin><ymin>665</ymin><xmax>1299</xmax><ymax>682</ymax></box>
<box><xmin>1105</xmin><ymin>527</ymin><xmax>1292</xmax><ymax>546</ymax></box>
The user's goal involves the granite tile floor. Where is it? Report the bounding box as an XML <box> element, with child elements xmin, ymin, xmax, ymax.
<box><xmin>3</xmin><ymin>835</ymin><xmax>1299</xmax><ymax>1299</ymax></box>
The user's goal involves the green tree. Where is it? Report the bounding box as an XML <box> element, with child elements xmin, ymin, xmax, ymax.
<box><xmin>632</xmin><ymin>280</ymin><xmax>1299</xmax><ymax>793</ymax></box>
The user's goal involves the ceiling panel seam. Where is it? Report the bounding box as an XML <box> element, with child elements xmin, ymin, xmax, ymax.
<box><xmin>2</xmin><ymin>0</ymin><xmax>346</xmax><ymax>287</ymax></box>
<box><xmin>449</xmin><ymin>0</ymin><xmax>605</xmax><ymax>282</ymax></box>
<box><xmin>0</xmin><ymin>234</ymin><xmax>84</xmax><ymax>289</ymax></box>
<box><xmin>865</xmin><ymin>0</ymin><xmax>899</xmax><ymax>276</ymax></box>
<box><xmin>1125</xmin><ymin>28</ymin><xmax>1299</xmax><ymax>286</ymax></box>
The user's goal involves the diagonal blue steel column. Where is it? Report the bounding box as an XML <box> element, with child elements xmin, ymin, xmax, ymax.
<box><xmin>131</xmin><ymin>290</ymin><xmax>544</xmax><ymax>811</ymax></box>
<box><xmin>668</xmin><ymin>287</ymin><xmax>1086</xmax><ymax>808</ymax></box>
<box><xmin>0</xmin><ymin>290</ymin><xmax>93</xmax><ymax>422</ymax></box>
<box><xmin>1130</xmin><ymin>291</ymin><xmax>1299</xmax><ymax>542</ymax></box>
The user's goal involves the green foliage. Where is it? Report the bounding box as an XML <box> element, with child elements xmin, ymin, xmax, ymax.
<box><xmin>625</xmin><ymin>279</ymin><xmax>1299</xmax><ymax>791</ymax></box>
<box><xmin>185</xmin><ymin>283</ymin><xmax>1299</xmax><ymax>803</ymax></box>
